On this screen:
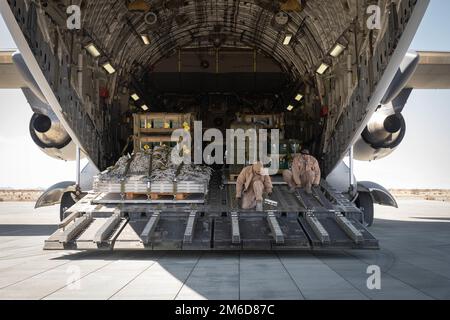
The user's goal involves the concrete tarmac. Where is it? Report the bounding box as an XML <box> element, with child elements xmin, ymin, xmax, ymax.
<box><xmin>0</xmin><ymin>201</ymin><xmax>449</xmax><ymax>300</ymax></box>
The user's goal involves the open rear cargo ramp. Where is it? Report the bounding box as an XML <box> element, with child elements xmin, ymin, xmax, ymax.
<box><xmin>45</xmin><ymin>182</ymin><xmax>379</xmax><ymax>251</ymax></box>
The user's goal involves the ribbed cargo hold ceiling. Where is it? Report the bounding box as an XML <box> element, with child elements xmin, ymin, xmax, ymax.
<box><xmin>80</xmin><ymin>0</ymin><xmax>355</xmax><ymax>81</ymax></box>
<box><xmin>7</xmin><ymin>0</ymin><xmax>419</xmax><ymax>172</ymax></box>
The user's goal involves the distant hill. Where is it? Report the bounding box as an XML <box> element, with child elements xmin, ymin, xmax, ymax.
<box><xmin>390</xmin><ymin>189</ymin><xmax>450</xmax><ymax>202</ymax></box>
<box><xmin>0</xmin><ymin>190</ymin><xmax>43</xmax><ymax>202</ymax></box>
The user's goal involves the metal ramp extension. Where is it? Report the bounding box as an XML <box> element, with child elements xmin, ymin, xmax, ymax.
<box><xmin>44</xmin><ymin>190</ymin><xmax>379</xmax><ymax>251</ymax></box>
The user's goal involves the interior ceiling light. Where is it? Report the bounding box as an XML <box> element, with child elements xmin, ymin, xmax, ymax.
<box><xmin>295</xmin><ymin>94</ymin><xmax>303</xmax><ymax>101</ymax></box>
<box><xmin>330</xmin><ymin>43</ymin><xmax>346</xmax><ymax>58</ymax></box>
<box><xmin>283</xmin><ymin>34</ymin><xmax>293</xmax><ymax>45</ymax></box>
<box><xmin>141</xmin><ymin>34</ymin><xmax>151</xmax><ymax>45</ymax></box>
<box><xmin>287</xmin><ymin>105</ymin><xmax>295</xmax><ymax>111</ymax></box>
<box><xmin>141</xmin><ymin>105</ymin><xmax>149</xmax><ymax>111</ymax></box>
<box><xmin>102</xmin><ymin>62</ymin><xmax>116</xmax><ymax>74</ymax></box>
<box><xmin>85</xmin><ymin>43</ymin><xmax>101</xmax><ymax>58</ymax></box>
<box><xmin>316</xmin><ymin>62</ymin><xmax>330</xmax><ymax>75</ymax></box>
<box><xmin>131</xmin><ymin>93</ymin><xmax>140</xmax><ymax>101</ymax></box>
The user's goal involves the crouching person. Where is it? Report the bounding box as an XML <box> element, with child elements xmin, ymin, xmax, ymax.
<box><xmin>236</xmin><ymin>162</ymin><xmax>273</xmax><ymax>211</ymax></box>
<box><xmin>283</xmin><ymin>149</ymin><xmax>321</xmax><ymax>194</ymax></box>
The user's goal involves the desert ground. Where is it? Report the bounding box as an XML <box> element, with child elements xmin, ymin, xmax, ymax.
<box><xmin>390</xmin><ymin>189</ymin><xmax>450</xmax><ymax>202</ymax></box>
<box><xmin>0</xmin><ymin>190</ymin><xmax>43</xmax><ymax>202</ymax></box>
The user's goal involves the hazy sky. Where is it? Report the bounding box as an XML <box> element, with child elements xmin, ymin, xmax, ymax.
<box><xmin>353</xmin><ymin>0</ymin><xmax>450</xmax><ymax>189</ymax></box>
<box><xmin>0</xmin><ymin>1</ymin><xmax>449</xmax><ymax>189</ymax></box>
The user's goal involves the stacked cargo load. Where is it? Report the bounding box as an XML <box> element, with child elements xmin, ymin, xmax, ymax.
<box><xmin>93</xmin><ymin>146</ymin><xmax>213</xmax><ymax>201</ymax></box>
<box><xmin>133</xmin><ymin>113</ymin><xmax>195</xmax><ymax>152</ymax></box>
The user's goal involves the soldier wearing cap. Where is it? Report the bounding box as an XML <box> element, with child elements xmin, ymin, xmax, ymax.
<box><xmin>282</xmin><ymin>149</ymin><xmax>321</xmax><ymax>194</ymax></box>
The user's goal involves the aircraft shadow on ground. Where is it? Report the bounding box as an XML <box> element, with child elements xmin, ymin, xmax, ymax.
<box><xmin>47</xmin><ymin>218</ymin><xmax>450</xmax><ymax>258</ymax></box>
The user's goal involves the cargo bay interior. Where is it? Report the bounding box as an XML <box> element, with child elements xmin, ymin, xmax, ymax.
<box><xmin>13</xmin><ymin>0</ymin><xmax>410</xmax><ymax>172</ymax></box>
<box><xmin>6</xmin><ymin>0</ymin><xmax>417</xmax><ymax>250</ymax></box>
<box><xmin>106</xmin><ymin>1</ymin><xmax>348</xmax><ymax>166</ymax></box>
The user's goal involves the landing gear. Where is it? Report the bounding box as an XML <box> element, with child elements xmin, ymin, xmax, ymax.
<box><xmin>59</xmin><ymin>191</ymin><xmax>77</xmax><ymax>221</ymax></box>
<box><xmin>356</xmin><ymin>192</ymin><xmax>374</xmax><ymax>227</ymax></box>
<box><xmin>59</xmin><ymin>145</ymin><xmax>84</xmax><ymax>221</ymax></box>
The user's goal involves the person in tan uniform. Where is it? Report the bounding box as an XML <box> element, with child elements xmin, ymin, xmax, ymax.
<box><xmin>282</xmin><ymin>149</ymin><xmax>321</xmax><ymax>194</ymax></box>
<box><xmin>236</xmin><ymin>162</ymin><xmax>273</xmax><ymax>211</ymax></box>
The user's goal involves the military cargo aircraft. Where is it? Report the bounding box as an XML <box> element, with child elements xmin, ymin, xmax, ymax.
<box><xmin>1</xmin><ymin>0</ymin><xmax>449</xmax><ymax>251</ymax></box>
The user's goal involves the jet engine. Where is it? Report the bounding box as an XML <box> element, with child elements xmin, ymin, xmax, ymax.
<box><xmin>11</xmin><ymin>52</ymin><xmax>79</xmax><ymax>161</ymax></box>
<box><xmin>354</xmin><ymin>108</ymin><xmax>406</xmax><ymax>161</ymax></box>
<box><xmin>29</xmin><ymin>112</ymin><xmax>78</xmax><ymax>161</ymax></box>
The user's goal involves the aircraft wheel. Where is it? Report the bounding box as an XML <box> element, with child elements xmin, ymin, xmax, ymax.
<box><xmin>356</xmin><ymin>192</ymin><xmax>374</xmax><ymax>227</ymax></box>
<box><xmin>60</xmin><ymin>191</ymin><xmax>77</xmax><ymax>221</ymax></box>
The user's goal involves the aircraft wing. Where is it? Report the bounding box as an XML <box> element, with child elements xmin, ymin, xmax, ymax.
<box><xmin>407</xmin><ymin>51</ymin><xmax>450</xmax><ymax>89</ymax></box>
<box><xmin>4</xmin><ymin>49</ymin><xmax>450</xmax><ymax>90</ymax></box>
<box><xmin>0</xmin><ymin>50</ymin><xmax>26</xmax><ymax>89</ymax></box>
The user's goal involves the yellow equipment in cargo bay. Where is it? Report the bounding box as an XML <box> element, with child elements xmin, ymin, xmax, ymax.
<box><xmin>133</xmin><ymin>113</ymin><xmax>195</xmax><ymax>152</ymax></box>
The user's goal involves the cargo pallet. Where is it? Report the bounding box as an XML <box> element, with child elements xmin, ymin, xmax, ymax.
<box><xmin>93</xmin><ymin>180</ymin><xmax>208</xmax><ymax>201</ymax></box>
<box><xmin>94</xmin><ymin>152</ymin><xmax>210</xmax><ymax>204</ymax></box>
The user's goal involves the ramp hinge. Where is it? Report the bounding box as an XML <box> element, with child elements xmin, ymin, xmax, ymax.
<box><xmin>334</xmin><ymin>212</ymin><xmax>364</xmax><ymax>244</ymax></box>
<box><xmin>183</xmin><ymin>211</ymin><xmax>198</xmax><ymax>244</ymax></box>
<box><xmin>231</xmin><ymin>212</ymin><xmax>241</xmax><ymax>244</ymax></box>
<box><xmin>305</xmin><ymin>212</ymin><xmax>330</xmax><ymax>244</ymax></box>
<box><xmin>140</xmin><ymin>211</ymin><xmax>161</xmax><ymax>245</ymax></box>
<box><xmin>94</xmin><ymin>210</ymin><xmax>121</xmax><ymax>243</ymax></box>
<box><xmin>266</xmin><ymin>212</ymin><xmax>285</xmax><ymax>244</ymax></box>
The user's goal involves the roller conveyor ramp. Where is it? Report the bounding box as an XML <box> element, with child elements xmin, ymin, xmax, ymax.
<box><xmin>44</xmin><ymin>183</ymin><xmax>379</xmax><ymax>251</ymax></box>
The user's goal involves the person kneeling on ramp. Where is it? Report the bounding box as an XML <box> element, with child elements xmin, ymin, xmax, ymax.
<box><xmin>283</xmin><ymin>149</ymin><xmax>321</xmax><ymax>194</ymax></box>
<box><xmin>236</xmin><ymin>162</ymin><xmax>273</xmax><ymax>211</ymax></box>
